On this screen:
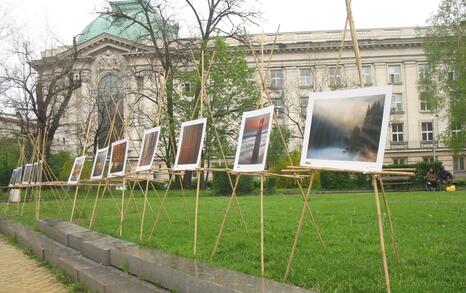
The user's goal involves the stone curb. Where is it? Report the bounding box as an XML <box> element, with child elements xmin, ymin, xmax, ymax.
<box><xmin>36</xmin><ymin>219</ymin><xmax>315</xmax><ymax>293</ymax></box>
<box><xmin>0</xmin><ymin>218</ymin><xmax>168</xmax><ymax>293</ymax></box>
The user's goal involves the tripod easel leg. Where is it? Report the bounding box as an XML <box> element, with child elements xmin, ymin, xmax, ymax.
<box><xmin>372</xmin><ymin>175</ymin><xmax>391</xmax><ymax>293</ymax></box>
<box><xmin>149</xmin><ymin>176</ymin><xmax>173</xmax><ymax>240</ymax></box>
<box><xmin>260</xmin><ymin>174</ymin><xmax>265</xmax><ymax>275</ymax></box>
<box><xmin>140</xmin><ymin>180</ymin><xmax>150</xmax><ymax>240</ymax></box>
<box><xmin>193</xmin><ymin>170</ymin><xmax>201</xmax><ymax>256</ymax></box>
<box><xmin>211</xmin><ymin>175</ymin><xmax>241</xmax><ymax>257</ymax></box>
<box><xmin>377</xmin><ymin>177</ymin><xmax>400</xmax><ymax>263</ymax></box>
<box><xmin>89</xmin><ymin>183</ymin><xmax>104</xmax><ymax>229</ymax></box>
<box><xmin>69</xmin><ymin>185</ymin><xmax>81</xmax><ymax>223</ymax></box>
<box><xmin>284</xmin><ymin>173</ymin><xmax>315</xmax><ymax>280</ymax></box>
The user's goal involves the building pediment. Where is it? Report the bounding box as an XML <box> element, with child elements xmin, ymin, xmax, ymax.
<box><xmin>76</xmin><ymin>33</ymin><xmax>151</xmax><ymax>58</ymax></box>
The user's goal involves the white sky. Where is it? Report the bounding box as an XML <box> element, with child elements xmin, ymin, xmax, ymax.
<box><xmin>3</xmin><ymin>0</ymin><xmax>442</xmax><ymax>46</ymax></box>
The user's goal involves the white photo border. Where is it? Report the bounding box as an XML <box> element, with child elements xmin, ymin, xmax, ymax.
<box><xmin>136</xmin><ymin>126</ymin><xmax>161</xmax><ymax>172</ymax></box>
<box><xmin>90</xmin><ymin>147</ymin><xmax>109</xmax><ymax>180</ymax></box>
<box><xmin>22</xmin><ymin>163</ymin><xmax>33</xmax><ymax>184</ymax></box>
<box><xmin>173</xmin><ymin>118</ymin><xmax>207</xmax><ymax>171</ymax></box>
<box><xmin>233</xmin><ymin>105</ymin><xmax>275</xmax><ymax>172</ymax></box>
<box><xmin>68</xmin><ymin>156</ymin><xmax>86</xmax><ymax>185</ymax></box>
<box><xmin>108</xmin><ymin>139</ymin><xmax>129</xmax><ymax>177</ymax></box>
<box><xmin>300</xmin><ymin>86</ymin><xmax>392</xmax><ymax>172</ymax></box>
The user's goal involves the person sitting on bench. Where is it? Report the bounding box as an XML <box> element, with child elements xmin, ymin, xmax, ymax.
<box><xmin>437</xmin><ymin>166</ymin><xmax>454</xmax><ymax>190</ymax></box>
<box><xmin>424</xmin><ymin>168</ymin><xmax>438</xmax><ymax>191</ymax></box>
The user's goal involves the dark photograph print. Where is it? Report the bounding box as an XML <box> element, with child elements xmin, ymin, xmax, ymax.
<box><xmin>234</xmin><ymin>106</ymin><xmax>274</xmax><ymax>172</ymax></box>
<box><xmin>174</xmin><ymin>118</ymin><xmax>207</xmax><ymax>170</ymax></box>
<box><xmin>301</xmin><ymin>86</ymin><xmax>391</xmax><ymax>172</ymax></box>
<box><xmin>137</xmin><ymin>127</ymin><xmax>160</xmax><ymax>171</ymax></box>
<box><xmin>68</xmin><ymin>156</ymin><xmax>86</xmax><ymax>185</ymax></box>
<box><xmin>109</xmin><ymin>139</ymin><xmax>129</xmax><ymax>177</ymax></box>
<box><xmin>91</xmin><ymin>147</ymin><xmax>108</xmax><ymax>179</ymax></box>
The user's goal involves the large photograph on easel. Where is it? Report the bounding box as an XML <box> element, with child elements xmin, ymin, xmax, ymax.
<box><xmin>233</xmin><ymin>106</ymin><xmax>274</xmax><ymax>172</ymax></box>
<box><xmin>136</xmin><ymin>126</ymin><xmax>161</xmax><ymax>172</ymax></box>
<box><xmin>174</xmin><ymin>118</ymin><xmax>207</xmax><ymax>171</ymax></box>
<box><xmin>300</xmin><ymin>86</ymin><xmax>392</xmax><ymax>172</ymax></box>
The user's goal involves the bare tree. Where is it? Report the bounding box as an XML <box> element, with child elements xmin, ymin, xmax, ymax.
<box><xmin>0</xmin><ymin>34</ymin><xmax>82</xmax><ymax>157</ymax></box>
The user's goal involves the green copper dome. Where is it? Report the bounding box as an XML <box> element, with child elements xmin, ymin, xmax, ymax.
<box><xmin>78</xmin><ymin>0</ymin><xmax>177</xmax><ymax>43</ymax></box>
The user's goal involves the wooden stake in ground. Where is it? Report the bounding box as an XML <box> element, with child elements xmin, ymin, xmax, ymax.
<box><xmin>259</xmin><ymin>174</ymin><xmax>265</xmax><ymax>275</ymax></box>
<box><xmin>372</xmin><ymin>175</ymin><xmax>391</xmax><ymax>293</ymax></box>
<box><xmin>193</xmin><ymin>169</ymin><xmax>202</xmax><ymax>256</ymax></box>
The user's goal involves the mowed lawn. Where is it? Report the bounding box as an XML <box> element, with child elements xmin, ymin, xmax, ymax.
<box><xmin>1</xmin><ymin>188</ymin><xmax>465</xmax><ymax>292</ymax></box>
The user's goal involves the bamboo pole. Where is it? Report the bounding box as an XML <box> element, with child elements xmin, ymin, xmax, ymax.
<box><xmin>260</xmin><ymin>174</ymin><xmax>265</xmax><ymax>275</ymax></box>
<box><xmin>372</xmin><ymin>175</ymin><xmax>392</xmax><ymax>293</ymax></box>
<box><xmin>149</xmin><ymin>175</ymin><xmax>174</xmax><ymax>240</ymax></box>
<box><xmin>284</xmin><ymin>172</ymin><xmax>315</xmax><ymax>279</ymax></box>
<box><xmin>140</xmin><ymin>180</ymin><xmax>150</xmax><ymax>240</ymax></box>
<box><xmin>377</xmin><ymin>176</ymin><xmax>400</xmax><ymax>263</ymax></box>
<box><xmin>193</xmin><ymin>169</ymin><xmax>201</xmax><ymax>256</ymax></box>
<box><xmin>118</xmin><ymin>178</ymin><xmax>126</xmax><ymax>236</ymax></box>
<box><xmin>211</xmin><ymin>175</ymin><xmax>241</xmax><ymax>256</ymax></box>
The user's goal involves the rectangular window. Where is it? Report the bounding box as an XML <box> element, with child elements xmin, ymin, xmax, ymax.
<box><xmin>388</xmin><ymin>65</ymin><xmax>401</xmax><ymax>84</ymax></box>
<box><xmin>362</xmin><ymin>65</ymin><xmax>372</xmax><ymax>85</ymax></box>
<box><xmin>269</xmin><ymin>69</ymin><xmax>284</xmax><ymax>88</ymax></box>
<box><xmin>391</xmin><ymin>123</ymin><xmax>404</xmax><ymax>142</ymax></box>
<box><xmin>183</xmin><ymin>82</ymin><xmax>192</xmax><ymax>93</ymax></box>
<box><xmin>136</xmin><ymin>76</ymin><xmax>144</xmax><ymax>91</ymax></box>
<box><xmin>448</xmin><ymin>68</ymin><xmax>457</xmax><ymax>81</ymax></box>
<box><xmin>419</xmin><ymin>92</ymin><xmax>432</xmax><ymax>112</ymax></box>
<box><xmin>271</xmin><ymin>97</ymin><xmax>284</xmax><ymax>115</ymax></box>
<box><xmin>453</xmin><ymin>156</ymin><xmax>465</xmax><ymax>171</ymax></box>
<box><xmin>299</xmin><ymin>68</ymin><xmax>313</xmax><ymax>87</ymax></box>
<box><xmin>300</xmin><ymin>96</ymin><xmax>309</xmax><ymax>118</ymax></box>
<box><xmin>393</xmin><ymin>158</ymin><xmax>406</xmax><ymax>165</ymax></box>
<box><xmin>418</xmin><ymin>64</ymin><xmax>429</xmax><ymax>81</ymax></box>
<box><xmin>452</xmin><ymin>124</ymin><xmax>462</xmax><ymax>138</ymax></box>
<box><xmin>423</xmin><ymin>156</ymin><xmax>434</xmax><ymax>163</ymax></box>
<box><xmin>391</xmin><ymin>94</ymin><xmax>403</xmax><ymax>112</ymax></box>
<box><xmin>328</xmin><ymin>66</ymin><xmax>344</xmax><ymax>86</ymax></box>
<box><xmin>421</xmin><ymin>122</ymin><xmax>433</xmax><ymax>141</ymax></box>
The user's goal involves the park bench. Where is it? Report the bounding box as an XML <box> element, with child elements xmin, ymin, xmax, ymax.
<box><xmin>381</xmin><ymin>168</ymin><xmax>417</xmax><ymax>191</ymax></box>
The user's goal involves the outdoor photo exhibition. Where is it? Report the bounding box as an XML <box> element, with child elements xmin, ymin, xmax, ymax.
<box><xmin>0</xmin><ymin>0</ymin><xmax>464</xmax><ymax>293</ymax></box>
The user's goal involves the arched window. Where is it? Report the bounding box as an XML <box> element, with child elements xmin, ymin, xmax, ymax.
<box><xmin>97</xmin><ymin>74</ymin><xmax>124</xmax><ymax>147</ymax></box>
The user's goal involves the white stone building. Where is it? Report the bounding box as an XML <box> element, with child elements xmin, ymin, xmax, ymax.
<box><xmin>35</xmin><ymin>1</ymin><xmax>465</xmax><ymax>178</ymax></box>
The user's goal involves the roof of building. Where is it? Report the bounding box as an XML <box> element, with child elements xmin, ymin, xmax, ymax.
<box><xmin>78</xmin><ymin>0</ymin><xmax>177</xmax><ymax>44</ymax></box>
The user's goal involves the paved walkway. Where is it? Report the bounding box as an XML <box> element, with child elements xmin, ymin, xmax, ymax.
<box><xmin>0</xmin><ymin>236</ymin><xmax>68</xmax><ymax>293</ymax></box>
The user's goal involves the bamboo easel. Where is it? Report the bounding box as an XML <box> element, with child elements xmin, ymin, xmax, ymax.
<box><xmin>283</xmin><ymin>2</ymin><xmax>401</xmax><ymax>292</ymax></box>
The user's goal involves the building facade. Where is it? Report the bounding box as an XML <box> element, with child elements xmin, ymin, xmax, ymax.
<box><xmin>34</xmin><ymin>2</ymin><xmax>465</xmax><ymax>178</ymax></box>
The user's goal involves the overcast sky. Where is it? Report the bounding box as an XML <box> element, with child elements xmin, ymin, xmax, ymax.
<box><xmin>4</xmin><ymin>0</ymin><xmax>442</xmax><ymax>45</ymax></box>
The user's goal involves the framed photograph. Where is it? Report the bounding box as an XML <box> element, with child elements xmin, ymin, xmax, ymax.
<box><xmin>8</xmin><ymin>169</ymin><xmax>17</xmax><ymax>187</ymax></box>
<box><xmin>300</xmin><ymin>86</ymin><xmax>392</xmax><ymax>172</ymax></box>
<box><xmin>91</xmin><ymin>147</ymin><xmax>109</xmax><ymax>180</ymax></box>
<box><xmin>22</xmin><ymin>164</ymin><xmax>33</xmax><ymax>184</ymax></box>
<box><xmin>33</xmin><ymin>161</ymin><xmax>43</xmax><ymax>184</ymax></box>
<box><xmin>14</xmin><ymin>167</ymin><xmax>22</xmax><ymax>186</ymax></box>
<box><xmin>233</xmin><ymin>106</ymin><xmax>274</xmax><ymax>172</ymax></box>
<box><xmin>136</xmin><ymin>126</ymin><xmax>161</xmax><ymax>172</ymax></box>
<box><xmin>68</xmin><ymin>156</ymin><xmax>86</xmax><ymax>185</ymax></box>
<box><xmin>108</xmin><ymin>139</ymin><xmax>129</xmax><ymax>177</ymax></box>
<box><xmin>174</xmin><ymin>118</ymin><xmax>207</xmax><ymax>171</ymax></box>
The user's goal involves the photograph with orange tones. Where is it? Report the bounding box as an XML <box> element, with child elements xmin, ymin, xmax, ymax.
<box><xmin>234</xmin><ymin>106</ymin><xmax>274</xmax><ymax>172</ymax></box>
<box><xmin>91</xmin><ymin>147</ymin><xmax>108</xmax><ymax>179</ymax></box>
<box><xmin>109</xmin><ymin>139</ymin><xmax>128</xmax><ymax>176</ymax></box>
<box><xmin>175</xmin><ymin>118</ymin><xmax>207</xmax><ymax>170</ymax></box>
<box><xmin>137</xmin><ymin>127</ymin><xmax>160</xmax><ymax>171</ymax></box>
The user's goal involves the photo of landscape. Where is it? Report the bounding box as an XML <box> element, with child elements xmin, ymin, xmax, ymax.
<box><xmin>138</xmin><ymin>129</ymin><xmax>160</xmax><ymax>169</ymax></box>
<box><xmin>238</xmin><ymin>112</ymin><xmax>271</xmax><ymax>165</ymax></box>
<box><xmin>177</xmin><ymin>122</ymin><xmax>204</xmax><ymax>165</ymax></box>
<box><xmin>306</xmin><ymin>94</ymin><xmax>386</xmax><ymax>162</ymax></box>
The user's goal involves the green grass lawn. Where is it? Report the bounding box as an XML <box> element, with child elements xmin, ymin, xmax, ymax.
<box><xmin>1</xmin><ymin>187</ymin><xmax>465</xmax><ymax>292</ymax></box>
